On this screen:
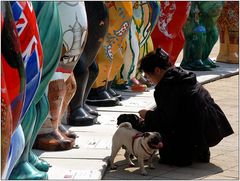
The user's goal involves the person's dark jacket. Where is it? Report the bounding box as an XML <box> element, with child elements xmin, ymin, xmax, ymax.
<box><xmin>143</xmin><ymin>67</ymin><xmax>234</xmax><ymax>166</ymax></box>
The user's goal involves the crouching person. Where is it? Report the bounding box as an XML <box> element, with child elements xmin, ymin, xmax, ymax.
<box><xmin>138</xmin><ymin>48</ymin><xmax>234</xmax><ymax>167</ymax></box>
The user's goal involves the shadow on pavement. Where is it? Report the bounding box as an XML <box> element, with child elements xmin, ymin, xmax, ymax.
<box><xmin>103</xmin><ymin>155</ymin><xmax>224</xmax><ymax>180</ymax></box>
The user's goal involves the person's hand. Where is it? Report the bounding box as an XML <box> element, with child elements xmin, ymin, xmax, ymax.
<box><xmin>138</xmin><ymin>109</ymin><xmax>148</xmax><ymax>119</ymax></box>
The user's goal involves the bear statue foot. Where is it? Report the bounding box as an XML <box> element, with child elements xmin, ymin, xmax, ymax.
<box><xmin>84</xmin><ymin>104</ymin><xmax>100</xmax><ymax>116</ymax></box>
<box><xmin>107</xmin><ymin>87</ymin><xmax>122</xmax><ymax>100</ymax></box>
<box><xmin>111</xmin><ymin>82</ymin><xmax>129</xmax><ymax>90</ymax></box>
<box><xmin>202</xmin><ymin>58</ymin><xmax>218</xmax><ymax>68</ymax></box>
<box><xmin>33</xmin><ymin>130</ymin><xmax>75</xmax><ymax>151</ymax></box>
<box><xmin>181</xmin><ymin>59</ymin><xmax>212</xmax><ymax>71</ymax></box>
<box><xmin>86</xmin><ymin>88</ymin><xmax>120</xmax><ymax>107</ymax></box>
<box><xmin>59</xmin><ymin>124</ymin><xmax>78</xmax><ymax>139</ymax></box>
<box><xmin>68</xmin><ymin>107</ymin><xmax>97</xmax><ymax>126</ymax></box>
<box><xmin>29</xmin><ymin>150</ymin><xmax>51</xmax><ymax>172</ymax></box>
<box><xmin>9</xmin><ymin>161</ymin><xmax>48</xmax><ymax>180</ymax></box>
<box><xmin>86</xmin><ymin>97</ymin><xmax>120</xmax><ymax>107</ymax></box>
<box><xmin>107</xmin><ymin>80</ymin><xmax>122</xmax><ymax>100</ymax></box>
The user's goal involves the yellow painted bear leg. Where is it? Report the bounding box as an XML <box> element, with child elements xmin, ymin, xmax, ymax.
<box><xmin>87</xmin><ymin>47</ymin><xmax>119</xmax><ymax>106</ymax></box>
<box><xmin>132</xmin><ymin>37</ymin><xmax>154</xmax><ymax>90</ymax></box>
<box><xmin>87</xmin><ymin>2</ymin><xmax>133</xmax><ymax>106</ymax></box>
<box><xmin>92</xmin><ymin>47</ymin><xmax>111</xmax><ymax>89</ymax></box>
<box><xmin>107</xmin><ymin>48</ymin><xmax>125</xmax><ymax>99</ymax></box>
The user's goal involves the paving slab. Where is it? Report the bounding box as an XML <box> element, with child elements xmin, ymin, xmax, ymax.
<box><xmin>44</xmin><ymin>159</ymin><xmax>107</xmax><ymax>179</ymax></box>
<box><xmin>66</xmin><ymin>111</ymin><xmax>138</xmax><ymax>133</ymax></box>
<box><xmin>93</xmin><ymin>95</ymin><xmax>155</xmax><ymax>112</ymax></box>
<box><xmin>34</xmin><ymin>147</ymin><xmax>110</xmax><ymax>160</ymax></box>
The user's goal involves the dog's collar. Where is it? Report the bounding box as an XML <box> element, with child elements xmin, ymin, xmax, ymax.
<box><xmin>140</xmin><ymin>141</ymin><xmax>156</xmax><ymax>157</ymax></box>
<box><xmin>132</xmin><ymin>133</ymin><xmax>143</xmax><ymax>140</ymax></box>
<box><xmin>132</xmin><ymin>133</ymin><xmax>155</xmax><ymax>157</ymax></box>
<box><xmin>132</xmin><ymin>133</ymin><xmax>143</xmax><ymax>157</ymax></box>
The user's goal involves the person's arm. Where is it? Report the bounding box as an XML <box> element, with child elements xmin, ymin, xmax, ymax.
<box><xmin>141</xmin><ymin>108</ymin><xmax>162</xmax><ymax>132</ymax></box>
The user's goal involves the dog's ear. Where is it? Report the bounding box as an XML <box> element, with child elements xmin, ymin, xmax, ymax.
<box><xmin>133</xmin><ymin>114</ymin><xmax>140</xmax><ymax>121</ymax></box>
<box><xmin>143</xmin><ymin>132</ymin><xmax>150</xmax><ymax>138</ymax></box>
<box><xmin>117</xmin><ymin>114</ymin><xmax>126</xmax><ymax>125</ymax></box>
<box><xmin>154</xmin><ymin>132</ymin><xmax>161</xmax><ymax>137</ymax></box>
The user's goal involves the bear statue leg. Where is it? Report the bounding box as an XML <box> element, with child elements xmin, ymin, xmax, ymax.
<box><xmin>216</xmin><ymin>28</ymin><xmax>229</xmax><ymax>62</ymax></box>
<box><xmin>10</xmin><ymin>102</ymin><xmax>48</xmax><ymax>180</ymax></box>
<box><xmin>107</xmin><ymin>49</ymin><xmax>123</xmax><ymax>100</ymax></box>
<box><xmin>69</xmin><ymin>59</ymin><xmax>97</xmax><ymax>126</ymax></box>
<box><xmin>34</xmin><ymin>79</ymin><xmax>75</xmax><ymax>151</ymax></box>
<box><xmin>171</xmin><ymin>30</ymin><xmax>185</xmax><ymax>64</ymax></box>
<box><xmin>107</xmin><ymin>80</ymin><xmax>122</xmax><ymax>100</ymax></box>
<box><xmin>69</xmin><ymin>2</ymin><xmax>111</xmax><ymax>117</ymax></box>
<box><xmin>87</xmin><ymin>49</ymin><xmax>120</xmax><ymax>107</ymax></box>
<box><xmin>228</xmin><ymin>31</ymin><xmax>239</xmax><ymax>63</ymax></box>
<box><xmin>87</xmin><ymin>2</ymin><xmax>132</xmax><ymax>106</ymax></box>
<box><xmin>202</xmin><ymin>26</ymin><xmax>219</xmax><ymax>68</ymax></box>
<box><xmin>10</xmin><ymin>1</ymin><xmax>65</xmax><ymax>179</ymax></box>
<box><xmin>181</xmin><ymin>31</ymin><xmax>211</xmax><ymax>71</ymax></box>
<box><xmin>83</xmin><ymin>61</ymin><xmax>101</xmax><ymax>116</ymax></box>
<box><xmin>59</xmin><ymin>73</ymin><xmax>77</xmax><ymax>138</ymax></box>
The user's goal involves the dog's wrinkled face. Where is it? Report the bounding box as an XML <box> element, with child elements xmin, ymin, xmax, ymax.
<box><xmin>143</xmin><ymin>132</ymin><xmax>163</xmax><ymax>149</ymax></box>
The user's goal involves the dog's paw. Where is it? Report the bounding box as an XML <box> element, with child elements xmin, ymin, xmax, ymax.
<box><xmin>149</xmin><ymin>164</ymin><xmax>155</xmax><ymax>169</ymax></box>
<box><xmin>110</xmin><ymin>165</ymin><xmax>117</xmax><ymax>170</ymax></box>
<box><xmin>141</xmin><ymin>170</ymin><xmax>148</xmax><ymax>176</ymax></box>
<box><xmin>128</xmin><ymin>163</ymin><xmax>135</xmax><ymax>167</ymax></box>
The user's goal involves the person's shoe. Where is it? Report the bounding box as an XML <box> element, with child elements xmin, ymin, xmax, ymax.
<box><xmin>174</xmin><ymin>159</ymin><xmax>192</xmax><ymax>167</ymax></box>
<box><xmin>158</xmin><ymin>157</ymin><xmax>173</xmax><ymax>165</ymax></box>
<box><xmin>159</xmin><ymin>156</ymin><xmax>192</xmax><ymax>167</ymax></box>
<box><xmin>197</xmin><ymin>148</ymin><xmax>210</xmax><ymax>163</ymax></box>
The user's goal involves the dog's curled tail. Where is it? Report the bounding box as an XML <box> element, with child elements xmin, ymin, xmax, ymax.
<box><xmin>118</xmin><ymin>122</ymin><xmax>132</xmax><ymax>129</ymax></box>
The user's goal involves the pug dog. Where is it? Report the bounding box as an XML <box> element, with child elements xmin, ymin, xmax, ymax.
<box><xmin>117</xmin><ymin>114</ymin><xmax>145</xmax><ymax>132</ymax></box>
<box><xmin>109</xmin><ymin>122</ymin><xmax>163</xmax><ymax>176</ymax></box>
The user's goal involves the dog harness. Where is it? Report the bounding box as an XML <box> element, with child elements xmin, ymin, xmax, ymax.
<box><xmin>132</xmin><ymin>133</ymin><xmax>156</xmax><ymax>158</ymax></box>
